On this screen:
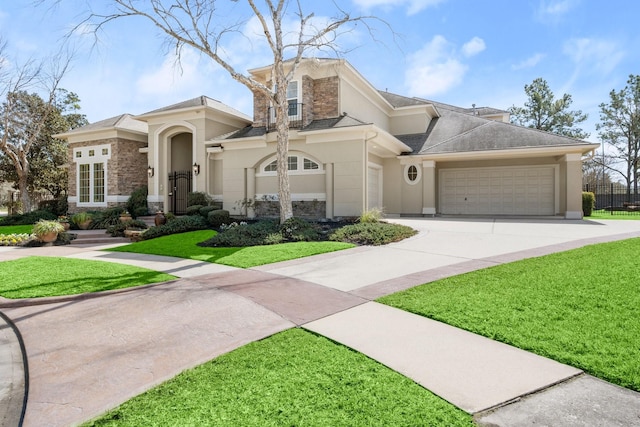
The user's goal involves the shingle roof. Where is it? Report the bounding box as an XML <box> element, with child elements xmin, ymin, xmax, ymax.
<box><xmin>138</xmin><ymin>95</ymin><xmax>251</xmax><ymax>121</ymax></box>
<box><xmin>224</xmin><ymin>114</ymin><xmax>369</xmax><ymax>139</ymax></box>
<box><xmin>56</xmin><ymin>114</ymin><xmax>147</xmax><ymax>136</ymax></box>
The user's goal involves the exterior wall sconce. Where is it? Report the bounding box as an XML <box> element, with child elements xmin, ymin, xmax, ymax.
<box><xmin>147</xmin><ymin>165</ymin><xmax>154</xmax><ymax>178</ymax></box>
<box><xmin>193</xmin><ymin>162</ymin><xmax>200</xmax><ymax>175</ymax></box>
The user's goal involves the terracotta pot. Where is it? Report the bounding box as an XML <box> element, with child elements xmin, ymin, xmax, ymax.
<box><xmin>154</xmin><ymin>211</ymin><xmax>167</xmax><ymax>226</ymax></box>
<box><xmin>38</xmin><ymin>232</ymin><xmax>58</xmax><ymax>243</ymax></box>
<box><xmin>61</xmin><ymin>222</ymin><xmax>70</xmax><ymax>231</ymax></box>
<box><xmin>78</xmin><ymin>220</ymin><xmax>92</xmax><ymax>230</ymax></box>
<box><xmin>120</xmin><ymin>215</ymin><xmax>132</xmax><ymax>223</ymax></box>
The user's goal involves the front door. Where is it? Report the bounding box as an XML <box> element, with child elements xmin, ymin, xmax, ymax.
<box><xmin>168</xmin><ymin>170</ymin><xmax>192</xmax><ymax>214</ymax></box>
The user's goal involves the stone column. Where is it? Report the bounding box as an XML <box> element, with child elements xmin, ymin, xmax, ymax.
<box><xmin>422</xmin><ymin>160</ymin><xmax>437</xmax><ymax>216</ymax></box>
<box><xmin>563</xmin><ymin>153</ymin><xmax>583</xmax><ymax>219</ymax></box>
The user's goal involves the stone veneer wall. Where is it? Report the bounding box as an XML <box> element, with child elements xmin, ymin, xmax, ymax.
<box><xmin>67</xmin><ymin>138</ymin><xmax>147</xmax><ymax>212</ymax></box>
<box><xmin>312</xmin><ymin>76</ymin><xmax>339</xmax><ymax>120</ymax></box>
<box><xmin>252</xmin><ymin>89</ymin><xmax>269</xmax><ymax>127</ymax></box>
<box><xmin>254</xmin><ymin>200</ymin><xmax>326</xmax><ymax>218</ymax></box>
<box><xmin>302</xmin><ymin>75</ymin><xmax>314</xmax><ymax>127</ymax></box>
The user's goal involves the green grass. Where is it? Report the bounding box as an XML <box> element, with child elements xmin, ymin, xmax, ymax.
<box><xmin>108</xmin><ymin>230</ymin><xmax>355</xmax><ymax>268</ymax></box>
<box><xmin>379</xmin><ymin>238</ymin><xmax>640</xmax><ymax>391</ymax></box>
<box><xmin>0</xmin><ymin>224</ymin><xmax>33</xmax><ymax>234</ymax></box>
<box><xmin>0</xmin><ymin>257</ymin><xmax>176</xmax><ymax>299</ymax></box>
<box><xmin>586</xmin><ymin>209</ymin><xmax>640</xmax><ymax>220</ymax></box>
<box><xmin>84</xmin><ymin>328</ymin><xmax>472</xmax><ymax>427</ymax></box>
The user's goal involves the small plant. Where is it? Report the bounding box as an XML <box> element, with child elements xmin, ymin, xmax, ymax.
<box><xmin>359</xmin><ymin>208</ymin><xmax>384</xmax><ymax>223</ymax></box>
<box><xmin>126</xmin><ymin>186</ymin><xmax>148</xmax><ymax>218</ymax></box>
<box><xmin>186</xmin><ymin>205</ymin><xmax>204</xmax><ymax>216</ymax></box>
<box><xmin>71</xmin><ymin>211</ymin><xmax>93</xmax><ymax>226</ymax></box>
<box><xmin>32</xmin><ymin>219</ymin><xmax>65</xmax><ymax>241</ymax></box>
<box><xmin>329</xmin><ymin>222</ymin><xmax>416</xmax><ymax>245</ymax></box>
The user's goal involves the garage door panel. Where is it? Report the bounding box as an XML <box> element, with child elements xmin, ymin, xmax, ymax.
<box><xmin>440</xmin><ymin>167</ymin><xmax>555</xmax><ymax>215</ymax></box>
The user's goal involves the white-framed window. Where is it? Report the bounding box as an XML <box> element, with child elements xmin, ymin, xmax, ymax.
<box><xmin>404</xmin><ymin>164</ymin><xmax>422</xmax><ymax>185</ymax></box>
<box><xmin>286</xmin><ymin>80</ymin><xmax>299</xmax><ymax>117</ymax></box>
<box><xmin>258</xmin><ymin>152</ymin><xmax>323</xmax><ymax>176</ymax></box>
<box><xmin>73</xmin><ymin>144</ymin><xmax>110</xmax><ymax>206</ymax></box>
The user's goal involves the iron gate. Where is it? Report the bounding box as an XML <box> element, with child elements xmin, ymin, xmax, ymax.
<box><xmin>168</xmin><ymin>170</ymin><xmax>192</xmax><ymax>214</ymax></box>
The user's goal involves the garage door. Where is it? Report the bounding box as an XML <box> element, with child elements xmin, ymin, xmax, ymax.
<box><xmin>439</xmin><ymin>167</ymin><xmax>555</xmax><ymax>215</ymax></box>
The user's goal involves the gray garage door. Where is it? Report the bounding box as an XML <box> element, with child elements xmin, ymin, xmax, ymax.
<box><xmin>439</xmin><ymin>167</ymin><xmax>555</xmax><ymax>215</ymax></box>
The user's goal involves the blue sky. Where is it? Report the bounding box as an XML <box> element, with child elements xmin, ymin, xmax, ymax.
<box><xmin>1</xmin><ymin>0</ymin><xmax>638</xmax><ymax>144</ymax></box>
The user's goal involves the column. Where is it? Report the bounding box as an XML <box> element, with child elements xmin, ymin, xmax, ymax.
<box><xmin>246</xmin><ymin>167</ymin><xmax>256</xmax><ymax>218</ymax></box>
<box><xmin>325</xmin><ymin>163</ymin><xmax>334</xmax><ymax>219</ymax></box>
<box><xmin>564</xmin><ymin>153</ymin><xmax>583</xmax><ymax>219</ymax></box>
<box><xmin>422</xmin><ymin>160</ymin><xmax>436</xmax><ymax>216</ymax></box>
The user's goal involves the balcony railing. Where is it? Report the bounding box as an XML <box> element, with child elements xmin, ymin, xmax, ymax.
<box><xmin>267</xmin><ymin>103</ymin><xmax>304</xmax><ymax>131</ymax></box>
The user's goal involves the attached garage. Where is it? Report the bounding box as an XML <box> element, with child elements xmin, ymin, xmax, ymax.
<box><xmin>439</xmin><ymin>166</ymin><xmax>557</xmax><ymax>215</ymax></box>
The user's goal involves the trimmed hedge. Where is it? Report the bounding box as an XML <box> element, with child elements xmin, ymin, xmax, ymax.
<box><xmin>141</xmin><ymin>215</ymin><xmax>209</xmax><ymax>240</ymax></box>
<box><xmin>200</xmin><ymin>218</ymin><xmax>325</xmax><ymax>247</ymax></box>
<box><xmin>207</xmin><ymin>209</ymin><xmax>230</xmax><ymax>227</ymax></box>
<box><xmin>582</xmin><ymin>191</ymin><xmax>595</xmax><ymax>216</ymax></box>
<box><xmin>126</xmin><ymin>186</ymin><xmax>148</xmax><ymax>218</ymax></box>
<box><xmin>186</xmin><ymin>205</ymin><xmax>204</xmax><ymax>216</ymax></box>
<box><xmin>0</xmin><ymin>210</ymin><xmax>57</xmax><ymax>225</ymax></box>
<box><xmin>187</xmin><ymin>191</ymin><xmax>210</xmax><ymax>207</ymax></box>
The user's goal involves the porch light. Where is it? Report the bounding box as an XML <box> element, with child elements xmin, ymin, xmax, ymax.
<box><xmin>147</xmin><ymin>165</ymin><xmax>154</xmax><ymax>178</ymax></box>
<box><xmin>193</xmin><ymin>162</ymin><xmax>200</xmax><ymax>175</ymax></box>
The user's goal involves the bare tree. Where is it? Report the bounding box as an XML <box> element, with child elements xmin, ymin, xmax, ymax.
<box><xmin>64</xmin><ymin>0</ymin><xmax>384</xmax><ymax>223</ymax></box>
<box><xmin>0</xmin><ymin>38</ymin><xmax>71</xmax><ymax>212</ymax></box>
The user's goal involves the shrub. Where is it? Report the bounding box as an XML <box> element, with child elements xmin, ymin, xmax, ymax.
<box><xmin>90</xmin><ymin>207</ymin><xmax>125</xmax><ymax>229</ymax></box>
<box><xmin>186</xmin><ymin>205</ymin><xmax>203</xmax><ymax>216</ymax></box>
<box><xmin>200</xmin><ymin>220</ymin><xmax>279</xmax><ymax>247</ymax></box>
<box><xmin>279</xmin><ymin>217</ymin><xmax>321</xmax><ymax>242</ymax></box>
<box><xmin>199</xmin><ymin>205</ymin><xmax>217</xmax><ymax>217</ymax></box>
<box><xmin>329</xmin><ymin>222</ymin><xmax>417</xmax><ymax>246</ymax></box>
<box><xmin>582</xmin><ymin>192</ymin><xmax>595</xmax><ymax>217</ymax></box>
<box><xmin>71</xmin><ymin>211</ymin><xmax>93</xmax><ymax>225</ymax></box>
<box><xmin>208</xmin><ymin>209</ymin><xmax>230</xmax><ymax>227</ymax></box>
<box><xmin>38</xmin><ymin>199</ymin><xmax>68</xmax><ymax>217</ymax></box>
<box><xmin>141</xmin><ymin>215</ymin><xmax>209</xmax><ymax>240</ymax></box>
<box><xmin>126</xmin><ymin>186</ymin><xmax>148</xmax><ymax>218</ymax></box>
<box><xmin>359</xmin><ymin>208</ymin><xmax>384</xmax><ymax>223</ymax></box>
<box><xmin>0</xmin><ymin>210</ymin><xmax>56</xmax><ymax>225</ymax></box>
<box><xmin>187</xmin><ymin>191</ymin><xmax>210</xmax><ymax>207</ymax></box>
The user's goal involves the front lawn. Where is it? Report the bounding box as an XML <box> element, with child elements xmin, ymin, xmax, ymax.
<box><xmin>379</xmin><ymin>237</ymin><xmax>640</xmax><ymax>391</ymax></box>
<box><xmin>108</xmin><ymin>230</ymin><xmax>355</xmax><ymax>268</ymax></box>
<box><xmin>84</xmin><ymin>328</ymin><xmax>472</xmax><ymax>427</ymax></box>
<box><xmin>0</xmin><ymin>257</ymin><xmax>176</xmax><ymax>299</ymax></box>
<box><xmin>0</xmin><ymin>224</ymin><xmax>33</xmax><ymax>234</ymax></box>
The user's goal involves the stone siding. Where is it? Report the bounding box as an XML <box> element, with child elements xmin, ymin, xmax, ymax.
<box><xmin>302</xmin><ymin>75</ymin><xmax>314</xmax><ymax>127</ymax></box>
<box><xmin>313</xmin><ymin>76</ymin><xmax>340</xmax><ymax>120</ymax></box>
<box><xmin>255</xmin><ymin>200</ymin><xmax>326</xmax><ymax>219</ymax></box>
<box><xmin>67</xmin><ymin>138</ymin><xmax>147</xmax><ymax>212</ymax></box>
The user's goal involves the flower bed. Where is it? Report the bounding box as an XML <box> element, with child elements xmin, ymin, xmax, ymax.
<box><xmin>0</xmin><ymin>233</ymin><xmax>34</xmax><ymax>246</ymax></box>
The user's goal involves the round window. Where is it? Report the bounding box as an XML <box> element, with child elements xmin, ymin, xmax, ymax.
<box><xmin>407</xmin><ymin>165</ymin><xmax>418</xmax><ymax>181</ymax></box>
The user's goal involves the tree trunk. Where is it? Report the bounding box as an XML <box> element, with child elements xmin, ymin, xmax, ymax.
<box><xmin>275</xmin><ymin>94</ymin><xmax>293</xmax><ymax>223</ymax></box>
<box><xmin>18</xmin><ymin>169</ymin><xmax>31</xmax><ymax>212</ymax></box>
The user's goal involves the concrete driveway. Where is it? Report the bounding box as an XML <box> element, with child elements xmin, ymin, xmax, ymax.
<box><xmin>2</xmin><ymin>217</ymin><xmax>640</xmax><ymax>426</ymax></box>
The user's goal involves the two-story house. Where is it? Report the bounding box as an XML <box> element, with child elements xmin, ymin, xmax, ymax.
<box><xmin>57</xmin><ymin>58</ymin><xmax>598</xmax><ymax>219</ymax></box>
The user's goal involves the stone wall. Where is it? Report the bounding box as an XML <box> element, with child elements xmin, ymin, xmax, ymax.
<box><xmin>252</xmin><ymin>89</ymin><xmax>269</xmax><ymax>127</ymax></box>
<box><xmin>254</xmin><ymin>200</ymin><xmax>326</xmax><ymax>219</ymax></box>
<box><xmin>313</xmin><ymin>76</ymin><xmax>340</xmax><ymax>120</ymax></box>
<box><xmin>67</xmin><ymin>138</ymin><xmax>147</xmax><ymax>212</ymax></box>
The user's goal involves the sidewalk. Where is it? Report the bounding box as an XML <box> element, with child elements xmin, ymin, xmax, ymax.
<box><xmin>1</xmin><ymin>217</ymin><xmax>640</xmax><ymax>426</ymax></box>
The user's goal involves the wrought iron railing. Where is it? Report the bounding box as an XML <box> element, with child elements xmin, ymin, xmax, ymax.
<box><xmin>267</xmin><ymin>103</ymin><xmax>304</xmax><ymax>131</ymax></box>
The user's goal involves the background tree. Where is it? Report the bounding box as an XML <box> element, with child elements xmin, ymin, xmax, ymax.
<box><xmin>66</xmin><ymin>0</ymin><xmax>384</xmax><ymax>223</ymax></box>
<box><xmin>0</xmin><ymin>89</ymin><xmax>88</xmax><ymax>202</ymax></box>
<box><xmin>0</xmin><ymin>38</ymin><xmax>70</xmax><ymax>211</ymax></box>
<box><xmin>509</xmin><ymin>77</ymin><xmax>589</xmax><ymax>139</ymax></box>
<box><xmin>597</xmin><ymin>74</ymin><xmax>640</xmax><ymax>200</ymax></box>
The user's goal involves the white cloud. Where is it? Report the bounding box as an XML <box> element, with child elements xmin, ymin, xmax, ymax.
<box><xmin>536</xmin><ymin>0</ymin><xmax>579</xmax><ymax>23</ymax></box>
<box><xmin>462</xmin><ymin>37</ymin><xmax>485</xmax><ymax>57</ymax></box>
<box><xmin>351</xmin><ymin>0</ymin><xmax>446</xmax><ymax>16</ymax></box>
<box><xmin>405</xmin><ymin>35</ymin><xmax>470</xmax><ymax>97</ymax></box>
<box><xmin>511</xmin><ymin>53</ymin><xmax>546</xmax><ymax>70</ymax></box>
<box><xmin>563</xmin><ymin>37</ymin><xmax>624</xmax><ymax>75</ymax></box>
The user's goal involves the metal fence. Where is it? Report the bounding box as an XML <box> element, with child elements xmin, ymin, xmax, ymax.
<box><xmin>583</xmin><ymin>183</ymin><xmax>640</xmax><ymax>215</ymax></box>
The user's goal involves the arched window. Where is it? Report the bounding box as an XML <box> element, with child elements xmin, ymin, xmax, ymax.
<box><xmin>259</xmin><ymin>153</ymin><xmax>323</xmax><ymax>176</ymax></box>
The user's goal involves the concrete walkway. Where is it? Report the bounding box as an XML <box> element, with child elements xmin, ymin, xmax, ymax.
<box><xmin>1</xmin><ymin>217</ymin><xmax>640</xmax><ymax>426</ymax></box>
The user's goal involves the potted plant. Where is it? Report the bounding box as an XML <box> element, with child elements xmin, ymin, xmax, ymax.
<box><xmin>72</xmin><ymin>212</ymin><xmax>93</xmax><ymax>230</ymax></box>
<box><xmin>33</xmin><ymin>219</ymin><xmax>65</xmax><ymax>243</ymax></box>
<box><xmin>57</xmin><ymin>215</ymin><xmax>71</xmax><ymax>231</ymax></box>
<box><xmin>119</xmin><ymin>210</ymin><xmax>132</xmax><ymax>222</ymax></box>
